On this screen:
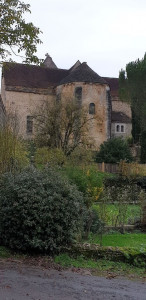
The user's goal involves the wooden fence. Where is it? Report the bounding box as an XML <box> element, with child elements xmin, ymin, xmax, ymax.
<box><xmin>97</xmin><ymin>162</ymin><xmax>119</xmax><ymax>174</ymax></box>
<box><xmin>97</xmin><ymin>162</ymin><xmax>146</xmax><ymax>175</ymax></box>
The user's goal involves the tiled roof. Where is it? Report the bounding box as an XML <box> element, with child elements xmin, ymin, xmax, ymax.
<box><xmin>112</xmin><ymin>111</ymin><xmax>131</xmax><ymax>123</ymax></box>
<box><xmin>3</xmin><ymin>62</ymin><xmax>119</xmax><ymax>95</ymax></box>
<box><xmin>60</xmin><ymin>63</ymin><xmax>107</xmax><ymax>85</ymax></box>
<box><xmin>103</xmin><ymin>77</ymin><xmax>119</xmax><ymax>96</ymax></box>
<box><xmin>3</xmin><ymin>63</ymin><xmax>69</xmax><ymax>88</ymax></box>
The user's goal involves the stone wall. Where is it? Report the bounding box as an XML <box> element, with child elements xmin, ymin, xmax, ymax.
<box><xmin>2</xmin><ymin>81</ymin><xmax>56</xmax><ymax>138</ymax></box>
<box><xmin>57</xmin><ymin>82</ymin><xmax>110</xmax><ymax>149</ymax></box>
<box><xmin>112</xmin><ymin>99</ymin><xmax>131</xmax><ymax>118</ymax></box>
<box><xmin>111</xmin><ymin>122</ymin><xmax>132</xmax><ymax>138</ymax></box>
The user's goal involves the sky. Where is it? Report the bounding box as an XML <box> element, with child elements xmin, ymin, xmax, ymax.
<box><xmin>4</xmin><ymin>0</ymin><xmax>146</xmax><ymax>77</ymax></box>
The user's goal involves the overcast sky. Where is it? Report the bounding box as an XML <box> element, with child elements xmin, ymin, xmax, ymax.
<box><xmin>7</xmin><ymin>0</ymin><xmax>146</xmax><ymax>77</ymax></box>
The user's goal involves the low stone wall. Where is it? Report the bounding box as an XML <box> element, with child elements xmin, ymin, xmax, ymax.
<box><xmin>64</xmin><ymin>243</ymin><xmax>146</xmax><ymax>268</ymax></box>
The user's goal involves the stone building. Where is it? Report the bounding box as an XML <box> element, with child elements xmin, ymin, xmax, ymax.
<box><xmin>0</xmin><ymin>55</ymin><xmax>132</xmax><ymax>149</ymax></box>
<box><xmin>104</xmin><ymin>77</ymin><xmax>132</xmax><ymax>139</ymax></box>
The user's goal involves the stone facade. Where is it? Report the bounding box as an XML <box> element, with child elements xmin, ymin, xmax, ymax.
<box><xmin>0</xmin><ymin>56</ymin><xmax>132</xmax><ymax>149</ymax></box>
<box><xmin>57</xmin><ymin>82</ymin><xmax>111</xmax><ymax>148</ymax></box>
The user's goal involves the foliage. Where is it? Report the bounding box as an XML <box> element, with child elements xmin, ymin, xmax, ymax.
<box><xmin>62</xmin><ymin>165</ymin><xmax>105</xmax><ymax>207</ymax></box>
<box><xmin>98</xmin><ymin>176</ymin><xmax>142</xmax><ymax>232</ymax></box>
<box><xmin>67</xmin><ymin>147</ymin><xmax>94</xmax><ymax>166</ymax></box>
<box><xmin>95</xmin><ymin>137</ymin><xmax>133</xmax><ymax>163</ymax></box>
<box><xmin>0</xmin><ymin>0</ymin><xmax>42</xmax><ymax>64</ymax></box>
<box><xmin>0</xmin><ymin>127</ymin><xmax>29</xmax><ymax>174</ymax></box>
<box><xmin>140</xmin><ymin>131</ymin><xmax>146</xmax><ymax>163</ymax></box>
<box><xmin>34</xmin><ymin>100</ymin><xmax>95</xmax><ymax>156</ymax></box>
<box><xmin>0</xmin><ymin>246</ymin><xmax>11</xmax><ymax>258</ymax></box>
<box><xmin>35</xmin><ymin>147</ymin><xmax>66</xmax><ymax>167</ymax></box>
<box><xmin>55</xmin><ymin>253</ymin><xmax>145</xmax><ymax>276</ymax></box>
<box><xmin>119</xmin><ymin>160</ymin><xmax>146</xmax><ymax>177</ymax></box>
<box><xmin>89</xmin><ymin>207</ymin><xmax>103</xmax><ymax>234</ymax></box>
<box><xmin>92</xmin><ymin>204</ymin><xmax>141</xmax><ymax>227</ymax></box>
<box><xmin>103</xmin><ymin>177</ymin><xmax>141</xmax><ymax>202</ymax></box>
<box><xmin>58</xmin><ymin>241</ymin><xmax>146</xmax><ymax>268</ymax></box>
<box><xmin>119</xmin><ymin>54</ymin><xmax>146</xmax><ymax>162</ymax></box>
<box><xmin>0</xmin><ymin>167</ymin><xmax>86</xmax><ymax>253</ymax></box>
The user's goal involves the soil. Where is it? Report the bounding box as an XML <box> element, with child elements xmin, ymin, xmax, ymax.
<box><xmin>0</xmin><ymin>258</ymin><xmax>146</xmax><ymax>300</ymax></box>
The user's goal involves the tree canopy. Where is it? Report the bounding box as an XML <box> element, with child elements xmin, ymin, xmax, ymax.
<box><xmin>119</xmin><ymin>54</ymin><xmax>146</xmax><ymax>162</ymax></box>
<box><xmin>0</xmin><ymin>0</ymin><xmax>42</xmax><ymax>64</ymax></box>
<box><xmin>95</xmin><ymin>137</ymin><xmax>133</xmax><ymax>163</ymax></box>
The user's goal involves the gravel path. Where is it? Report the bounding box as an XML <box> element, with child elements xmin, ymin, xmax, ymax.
<box><xmin>0</xmin><ymin>261</ymin><xmax>146</xmax><ymax>300</ymax></box>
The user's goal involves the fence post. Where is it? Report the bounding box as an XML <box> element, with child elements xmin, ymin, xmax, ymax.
<box><xmin>101</xmin><ymin>162</ymin><xmax>105</xmax><ymax>172</ymax></box>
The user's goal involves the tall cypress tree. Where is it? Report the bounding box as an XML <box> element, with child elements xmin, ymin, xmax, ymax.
<box><xmin>119</xmin><ymin>55</ymin><xmax>146</xmax><ymax>162</ymax></box>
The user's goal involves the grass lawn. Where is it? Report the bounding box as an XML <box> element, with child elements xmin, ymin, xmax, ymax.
<box><xmin>87</xmin><ymin>233</ymin><xmax>146</xmax><ymax>250</ymax></box>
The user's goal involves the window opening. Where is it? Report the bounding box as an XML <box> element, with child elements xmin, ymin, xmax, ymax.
<box><xmin>75</xmin><ymin>87</ymin><xmax>82</xmax><ymax>104</ymax></box>
<box><xmin>26</xmin><ymin>116</ymin><xmax>33</xmax><ymax>134</ymax></box>
<box><xmin>89</xmin><ymin>103</ymin><xmax>95</xmax><ymax>114</ymax></box>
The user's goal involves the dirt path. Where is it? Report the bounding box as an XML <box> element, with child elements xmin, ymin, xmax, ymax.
<box><xmin>0</xmin><ymin>260</ymin><xmax>146</xmax><ymax>300</ymax></box>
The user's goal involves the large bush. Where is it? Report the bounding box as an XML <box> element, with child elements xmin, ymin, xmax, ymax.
<box><xmin>95</xmin><ymin>137</ymin><xmax>133</xmax><ymax>163</ymax></box>
<box><xmin>0</xmin><ymin>167</ymin><xmax>86</xmax><ymax>253</ymax></box>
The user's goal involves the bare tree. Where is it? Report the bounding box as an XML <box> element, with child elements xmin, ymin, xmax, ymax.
<box><xmin>33</xmin><ymin>99</ymin><xmax>96</xmax><ymax>156</ymax></box>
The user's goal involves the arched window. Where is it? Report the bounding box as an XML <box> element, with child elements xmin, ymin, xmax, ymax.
<box><xmin>116</xmin><ymin>125</ymin><xmax>120</xmax><ymax>132</ymax></box>
<box><xmin>121</xmin><ymin>125</ymin><xmax>124</xmax><ymax>132</ymax></box>
<box><xmin>115</xmin><ymin>124</ymin><xmax>125</xmax><ymax>133</ymax></box>
<box><xmin>75</xmin><ymin>87</ymin><xmax>82</xmax><ymax>104</ymax></box>
<box><xmin>89</xmin><ymin>103</ymin><xmax>95</xmax><ymax>114</ymax></box>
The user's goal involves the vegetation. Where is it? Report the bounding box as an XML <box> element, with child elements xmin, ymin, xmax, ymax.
<box><xmin>0</xmin><ymin>127</ymin><xmax>29</xmax><ymax>174</ymax></box>
<box><xmin>35</xmin><ymin>147</ymin><xmax>66</xmax><ymax>167</ymax></box>
<box><xmin>0</xmin><ymin>246</ymin><xmax>11</xmax><ymax>258</ymax></box>
<box><xmin>55</xmin><ymin>253</ymin><xmax>145</xmax><ymax>277</ymax></box>
<box><xmin>95</xmin><ymin>137</ymin><xmax>133</xmax><ymax>163</ymax></box>
<box><xmin>87</xmin><ymin>233</ymin><xmax>146</xmax><ymax>250</ymax></box>
<box><xmin>0</xmin><ymin>167</ymin><xmax>87</xmax><ymax>253</ymax></box>
<box><xmin>62</xmin><ymin>165</ymin><xmax>105</xmax><ymax>204</ymax></box>
<box><xmin>0</xmin><ymin>0</ymin><xmax>42</xmax><ymax>64</ymax></box>
<box><xmin>92</xmin><ymin>204</ymin><xmax>141</xmax><ymax>227</ymax></box>
<box><xmin>34</xmin><ymin>100</ymin><xmax>96</xmax><ymax>156</ymax></box>
<box><xmin>119</xmin><ymin>54</ymin><xmax>146</xmax><ymax>162</ymax></box>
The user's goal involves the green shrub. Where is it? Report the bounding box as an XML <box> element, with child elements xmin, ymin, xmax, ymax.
<box><xmin>63</xmin><ymin>165</ymin><xmax>105</xmax><ymax>207</ymax></box>
<box><xmin>95</xmin><ymin>137</ymin><xmax>133</xmax><ymax>163</ymax></box>
<box><xmin>0</xmin><ymin>167</ymin><xmax>86</xmax><ymax>253</ymax></box>
<box><xmin>68</xmin><ymin>147</ymin><xmax>94</xmax><ymax>166</ymax></box>
<box><xmin>0</xmin><ymin>128</ymin><xmax>29</xmax><ymax>174</ymax></box>
<box><xmin>35</xmin><ymin>147</ymin><xmax>66</xmax><ymax>167</ymax></box>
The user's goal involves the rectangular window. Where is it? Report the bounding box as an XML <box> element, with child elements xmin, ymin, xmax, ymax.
<box><xmin>26</xmin><ymin>116</ymin><xmax>33</xmax><ymax>134</ymax></box>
